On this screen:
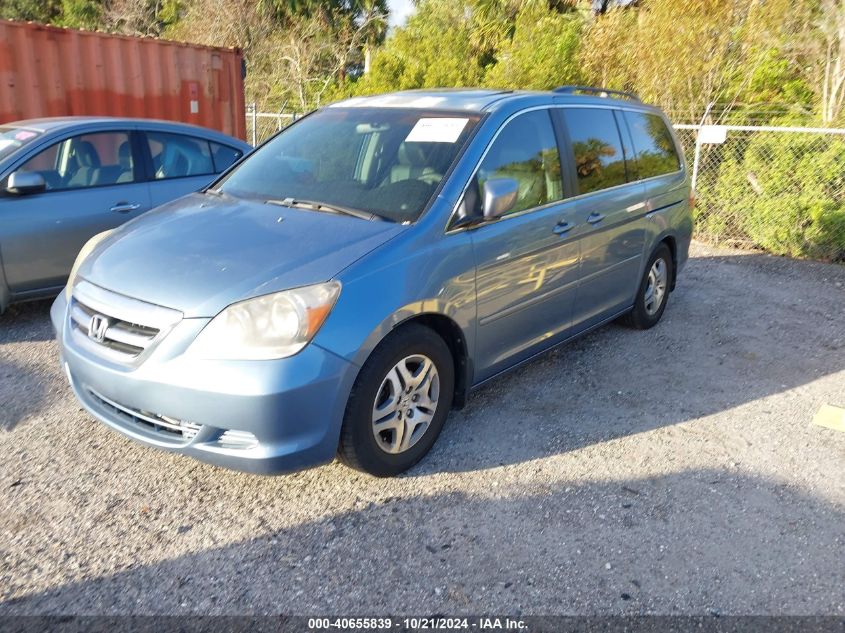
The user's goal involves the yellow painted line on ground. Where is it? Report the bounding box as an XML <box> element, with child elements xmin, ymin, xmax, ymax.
<box><xmin>812</xmin><ymin>404</ymin><xmax>845</xmax><ymax>433</ymax></box>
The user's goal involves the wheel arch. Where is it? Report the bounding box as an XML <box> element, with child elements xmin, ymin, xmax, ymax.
<box><xmin>346</xmin><ymin>308</ymin><xmax>473</xmax><ymax>411</ymax></box>
<box><xmin>394</xmin><ymin>313</ymin><xmax>471</xmax><ymax>410</ymax></box>
<box><xmin>649</xmin><ymin>232</ymin><xmax>678</xmax><ymax>290</ymax></box>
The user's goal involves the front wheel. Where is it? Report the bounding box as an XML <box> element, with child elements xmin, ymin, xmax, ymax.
<box><xmin>622</xmin><ymin>244</ymin><xmax>673</xmax><ymax>330</ymax></box>
<box><xmin>337</xmin><ymin>324</ymin><xmax>455</xmax><ymax>476</ymax></box>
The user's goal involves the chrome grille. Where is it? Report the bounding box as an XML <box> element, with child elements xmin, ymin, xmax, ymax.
<box><xmin>70</xmin><ymin>299</ymin><xmax>158</xmax><ymax>356</ymax></box>
<box><xmin>88</xmin><ymin>388</ymin><xmax>202</xmax><ymax>442</ymax></box>
<box><xmin>68</xmin><ymin>280</ymin><xmax>182</xmax><ymax>364</ymax></box>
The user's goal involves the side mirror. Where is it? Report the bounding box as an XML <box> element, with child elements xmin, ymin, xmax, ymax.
<box><xmin>6</xmin><ymin>171</ymin><xmax>46</xmax><ymax>195</ymax></box>
<box><xmin>482</xmin><ymin>178</ymin><xmax>518</xmax><ymax>219</ymax></box>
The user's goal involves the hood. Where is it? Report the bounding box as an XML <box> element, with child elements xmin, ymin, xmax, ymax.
<box><xmin>79</xmin><ymin>193</ymin><xmax>405</xmax><ymax>317</ymax></box>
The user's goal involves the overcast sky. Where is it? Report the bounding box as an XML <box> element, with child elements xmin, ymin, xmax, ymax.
<box><xmin>387</xmin><ymin>0</ymin><xmax>416</xmax><ymax>27</ymax></box>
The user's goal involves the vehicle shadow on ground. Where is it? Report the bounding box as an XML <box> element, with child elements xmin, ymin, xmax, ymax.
<box><xmin>414</xmin><ymin>252</ymin><xmax>845</xmax><ymax>475</ymax></box>
<box><xmin>0</xmin><ymin>299</ymin><xmax>58</xmax><ymax>430</ymax></box>
<box><xmin>2</xmin><ymin>469</ymin><xmax>843</xmax><ymax>614</ymax></box>
<box><xmin>0</xmin><ymin>299</ymin><xmax>55</xmax><ymax>344</ymax></box>
<box><xmin>0</xmin><ymin>358</ymin><xmax>51</xmax><ymax>431</ymax></box>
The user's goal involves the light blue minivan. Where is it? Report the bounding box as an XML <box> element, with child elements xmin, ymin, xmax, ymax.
<box><xmin>51</xmin><ymin>87</ymin><xmax>693</xmax><ymax>476</ymax></box>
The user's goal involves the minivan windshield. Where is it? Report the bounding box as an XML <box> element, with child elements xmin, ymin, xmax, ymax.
<box><xmin>218</xmin><ymin>107</ymin><xmax>481</xmax><ymax>223</ymax></box>
<box><xmin>0</xmin><ymin>126</ymin><xmax>44</xmax><ymax>162</ymax></box>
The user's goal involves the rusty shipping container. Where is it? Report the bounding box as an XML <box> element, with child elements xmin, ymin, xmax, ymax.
<box><xmin>0</xmin><ymin>20</ymin><xmax>246</xmax><ymax>139</ymax></box>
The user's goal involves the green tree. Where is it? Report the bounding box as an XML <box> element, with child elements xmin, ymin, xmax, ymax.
<box><xmin>59</xmin><ymin>0</ymin><xmax>104</xmax><ymax>29</ymax></box>
<box><xmin>101</xmin><ymin>0</ymin><xmax>183</xmax><ymax>36</ymax></box>
<box><xmin>579</xmin><ymin>0</ymin><xmax>821</xmax><ymax>123</ymax></box>
<box><xmin>349</xmin><ymin>0</ymin><xmax>490</xmax><ymax>94</ymax></box>
<box><xmin>484</xmin><ymin>2</ymin><xmax>583</xmax><ymax>90</ymax></box>
<box><xmin>356</xmin><ymin>0</ymin><xmax>389</xmax><ymax>74</ymax></box>
<box><xmin>0</xmin><ymin>0</ymin><xmax>63</xmax><ymax>22</ymax></box>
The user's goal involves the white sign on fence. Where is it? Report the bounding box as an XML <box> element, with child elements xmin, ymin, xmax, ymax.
<box><xmin>698</xmin><ymin>125</ymin><xmax>728</xmax><ymax>144</ymax></box>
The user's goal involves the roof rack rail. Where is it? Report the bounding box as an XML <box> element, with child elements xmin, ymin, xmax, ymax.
<box><xmin>553</xmin><ymin>85</ymin><xmax>641</xmax><ymax>102</ymax></box>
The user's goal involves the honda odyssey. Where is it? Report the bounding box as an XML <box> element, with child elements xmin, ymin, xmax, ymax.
<box><xmin>51</xmin><ymin>87</ymin><xmax>693</xmax><ymax>476</ymax></box>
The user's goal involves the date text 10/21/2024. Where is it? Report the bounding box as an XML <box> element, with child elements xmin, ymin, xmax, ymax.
<box><xmin>306</xmin><ymin>617</ymin><xmax>528</xmax><ymax>630</ymax></box>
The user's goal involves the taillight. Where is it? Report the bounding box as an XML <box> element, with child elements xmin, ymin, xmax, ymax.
<box><xmin>689</xmin><ymin>190</ymin><xmax>696</xmax><ymax>212</ymax></box>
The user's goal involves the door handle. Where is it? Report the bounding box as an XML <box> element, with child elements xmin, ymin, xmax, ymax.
<box><xmin>587</xmin><ymin>212</ymin><xmax>605</xmax><ymax>225</ymax></box>
<box><xmin>553</xmin><ymin>221</ymin><xmax>573</xmax><ymax>235</ymax></box>
<box><xmin>110</xmin><ymin>202</ymin><xmax>141</xmax><ymax>213</ymax></box>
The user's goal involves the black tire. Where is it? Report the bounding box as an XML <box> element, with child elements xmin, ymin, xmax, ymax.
<box><xmin>337</xmin><ymin>323</ymin><xmax>455</xmax><ymax>477</ymax></box>
<box><xmin>621</xmin><ymin>243</ymin><xmax>673</xmax><ymax>330</ymax></box>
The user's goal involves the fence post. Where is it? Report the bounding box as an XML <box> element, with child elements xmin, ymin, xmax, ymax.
<box><xmin>250</xmin><ymin>102</ymin><xmax>258</xmax><ymax>146</ymax></box>
<box><xmin>690</xmin><ymin>102</ymin><xmax>713</xmax><ymax>192</ymax></box>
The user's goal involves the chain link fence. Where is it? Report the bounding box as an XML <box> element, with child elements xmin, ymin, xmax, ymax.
<box><xmin>674</xmin><ymin>123</ymin><xmax>845</xmax><ymax>262</ymax></box>
<box><xmin>245</xmin><ymin>103</ymin><xmax>299</xmax><ymax>146</ymax></box>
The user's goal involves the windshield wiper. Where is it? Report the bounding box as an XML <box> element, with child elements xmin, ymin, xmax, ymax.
<box><xmin>204</xmin><ymin>187</ymin><xmax>235</xmax><ymax>200</ymax></box>
<box><xmin>265</xmin><ymin>197</ymin><xmax>390</xmax><ymax>222</ymax></box>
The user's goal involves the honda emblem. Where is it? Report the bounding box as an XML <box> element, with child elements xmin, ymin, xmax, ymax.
<box><xmin>88</xmin><ymin>314</ymin><xmax>109</xmax><ymax>343</ymax></box>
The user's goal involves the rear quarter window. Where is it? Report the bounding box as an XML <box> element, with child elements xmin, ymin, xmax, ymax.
<box><xmin>210</xmin><ymin>142</ymin><xmax>243</xmax><ymax>172</ymax></box>
<box><xmin>624</xmin><ymin>111</ymin><xmax>681</xmax><ymax>179</ymax></box>
<box><xmin>147</xmin><ymin>132</ymin><xmax>214</xmax><ymax>180</ymax></box>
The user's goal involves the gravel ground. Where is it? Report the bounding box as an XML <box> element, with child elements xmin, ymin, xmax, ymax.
<box><xmin>0</xmin><ymin>242</ymin><xmax>844</xmax><ymax>616</ymax></box>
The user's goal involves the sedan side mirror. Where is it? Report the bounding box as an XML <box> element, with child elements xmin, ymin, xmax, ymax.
<box><xmin>482</xmin><ymin>178</ymin><xmax>519</xmax><ymax>220</ymax></box>
<box><xmin>6</xmin><ymin>171</ymin><xmax>46</xmax><ymax>195</ymax></box>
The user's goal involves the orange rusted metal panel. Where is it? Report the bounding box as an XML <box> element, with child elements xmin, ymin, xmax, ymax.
<box><xmin>0</xmin><ymin>20</ymin><xmax>246</xmax><ymax>139</ymax></box>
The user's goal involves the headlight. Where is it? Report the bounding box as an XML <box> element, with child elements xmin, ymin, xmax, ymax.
<box><xmin>65</xmin><ymin>230</ymin><xmax>114</xmax><ymax>300</ymax></box>
<box><xmin>187</xmin><ymin>281</ymin><xmax>341</xmax><ymax>360</ymax></box>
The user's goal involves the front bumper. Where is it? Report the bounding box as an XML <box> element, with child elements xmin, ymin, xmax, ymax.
<box><xmin>51</xmin><ymin>292</ymin><xmax>358</xmax><ymax>475</ymax></box>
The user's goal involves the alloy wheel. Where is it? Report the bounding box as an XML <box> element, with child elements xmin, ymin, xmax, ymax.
<box><xmin>644</xmin><ymin>258</ymin><xmax>668</xmax><ymax>316</ymax></box>
<box><xmin>371</xmin><ymin>354</ymin><xmax>440</xmax><ymax>454</ymax></box>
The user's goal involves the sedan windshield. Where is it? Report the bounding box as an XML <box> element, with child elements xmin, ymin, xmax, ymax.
<box><xmin>0</xmin><ymin>126</ymin><xmax>44</xmax><ymax>162</ymax></box>
<box><xmin>218</xmin><ymin>107</ymin><xmax>481</xmax><ymax>223</ymax></box>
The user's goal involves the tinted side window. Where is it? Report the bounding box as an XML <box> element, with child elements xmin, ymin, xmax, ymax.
<box><xmin>147</xmin><ymin>132</ymin><xmax>214</xmax><ymax>180</ymax></box>
<box><xmin>210</xmin><ymin>142</ymin><xmax>243</xmax><ymax>172</ymax></box>
<box><xmin>615</xmin><ymin>110</ymin><xmax>638</xmax><ymax>181</ymax></box>
<box><xmin>561</xmin><ymin>108</ymin><xmax>627</xmax><ymax>195</ymax></box>
<box><xmin>473</xmin><ymin>110</ymin><xmax>563</xmax><ymax>216</ymax></box>
<box><xmin>624</xmin><ymin>111</ymin><xmax>681</xmax><ymax>178</ymax></box>
<box><xmin>14</xmin><ymin>132</ymin><xmax>135</xmax><ymax>191</ymax></box>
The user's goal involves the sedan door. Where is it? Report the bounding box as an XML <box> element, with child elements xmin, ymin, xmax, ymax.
<box><xmin>0</xmin><ymin>130</ymin><xmax>151</xmax><ymax>293</ymax></box>
<box><xmin>465</xmin><ymin>109</ymin><xmax>583</xmax><ymax>383</ymax></box>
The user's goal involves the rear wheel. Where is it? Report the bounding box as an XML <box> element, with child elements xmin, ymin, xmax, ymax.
<box><xmin>622</xmin><ymin>243</ymin><xmax>673</xmax><ymax>330</ymax></box>
<box><xmin>337</xmin><ymin>324</ymin><xmax>454</xmax><ymax>476</ymax></box>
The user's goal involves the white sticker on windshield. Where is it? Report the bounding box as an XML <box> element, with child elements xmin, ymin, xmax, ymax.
<box><xmin>405</xmin><ymin>118</ymin><xmax>469</xmax><ymax>143</ymax></box>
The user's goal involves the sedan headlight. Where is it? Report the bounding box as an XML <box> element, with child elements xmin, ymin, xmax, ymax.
<box><xmin>65</xmin><ymin>230</ymin><xmax>115</xmax><ymax>300</ymax></box>
<box><xmin>187</xmin><ymin>282</ymin><xmax>341</xmax><ymax>360</ymax></box>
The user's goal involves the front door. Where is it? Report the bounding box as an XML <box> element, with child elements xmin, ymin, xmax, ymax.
<box><xmin>466</xmin><ymin>109</ymin><xmax>582</xmax><ymax>382</ymax></box>
<box><xmin>0</xmin><ymin>130</ymin><xmax>151</xmax><ymax>293</ymax></box>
